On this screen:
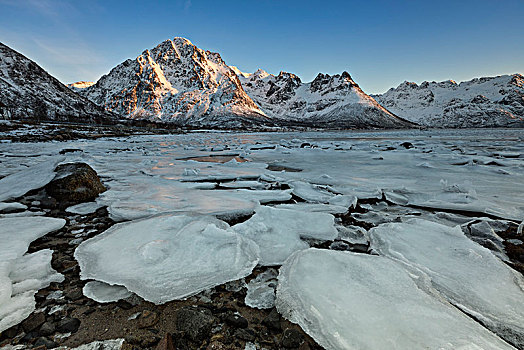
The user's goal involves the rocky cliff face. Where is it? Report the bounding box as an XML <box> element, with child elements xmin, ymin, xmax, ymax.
<box><xmin>0</xmin><ymin>42</ymin><xmax>112</xmax><ymax>121</ymax></box>
<box><xmin>235</xmin><ymin>68</ymin><xmax>414</xmax><ymax>128</ymax></box>
<box><xmin>373</xmin><ymin>74</ymin><xmax>524</xmax><ymax>127</ymax></box>
<box><xmin>80</xmin><ymin>38</ymin><xmax>270</xmax><ymax>129</ymax></box>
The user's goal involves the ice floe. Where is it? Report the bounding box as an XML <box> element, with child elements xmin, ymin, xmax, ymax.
<box><xmin>276</xmin><ymin>248</ymin><xmax>515</xmax><ymax>350</ymax></box>
<box><xmin>370</xmin><ymin>219</ymin><xmax>524</xmax><ymax>347</ymax></box>
<box><xmin>75</xmin><ymin>214</ymin><xmax>259</xmax><ymax>304</ymax></box>
<box><xmin>232</xmin><ymin>206</ymin><xmax>337</xmax><ymax>266</ymax></box>
<box><xmin>82</xmin><ymin>281</ymin><xmax>132</xmax><ymax>303</ymax></box>
<box><xmin>0</xmin><ymin>217</ymin><xmax>65</xmax><ymax>332</ymax></box>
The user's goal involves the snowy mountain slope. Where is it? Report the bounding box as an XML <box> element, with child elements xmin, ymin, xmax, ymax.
<box><xmin>67</xmin><ymin>81</ymin><xmax>95</xmax><ymax>92</ymax></box>
<box><xmin>0</xmin><ymin>42</ymin><xmax>112</xmax><ymax>121</ymax></box>
<box><xmin>81</xmin><ymin>38</ymin><xmax>270</xmax><ymax>128</ymax></box>
<box><xmin>233</xmin><ymin>68</ymin><xmax>414</xmax><ymax>128</ymax></box>
<box><xmin>373</xmin><ymin>74</ymin><xmax>524</xmax><ymax>127</ymax></box>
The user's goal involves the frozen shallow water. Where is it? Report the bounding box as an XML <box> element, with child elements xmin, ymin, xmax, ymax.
<box><xmin>1</xmin><ymin>128</ymin><xmax>523</xmax><ymax>347</ymax></box>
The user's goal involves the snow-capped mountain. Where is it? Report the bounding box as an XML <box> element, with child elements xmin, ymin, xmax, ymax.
<box><xmin>0</xmin><ymin>42</ymin><xmax>112</xmax><ymax>121</ymax></box>
<box><xmin>67</xmin><ymin>81</ymin><xmax>95</xmax><ymax>92</ymax></box>
<box><xmin>82</xmin><ymin>37</ymin><xmax>412</xmax><ymax>129</ymax></box>
<box><xmin>373</xmin><ymin>74</ymin><xmax>524</xmax><ymax>127</ymax></box>
<box><xmin>233</xmin><ymin>68</ymin><xmax>414</xmax><ymax>128</ymax></box>
<box><xmin>80</xmin><ymin>38</ymin><xmax>270</xmax><ymax>128</ymax></box>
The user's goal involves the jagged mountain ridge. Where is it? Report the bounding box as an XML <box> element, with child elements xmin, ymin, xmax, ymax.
<box><xmin>81</xmin><ymin>37</ymin><xmax>412</xmax><ymax>129</ymax></box>
<box><xmin>233</xmin><ymin>68</ymin><xmax>414</xmax><ymax>128</ymax></box>
<box><xmin>67</xmin><ymin>81</ymin><xmax>95</xmax><ymax>92</ymax></box>
<box><xmin>373</xmin><ymin>74</ymin><xmax>524</xmax><ymax>127</ymax></box>
<box><xmin>0</xmin><ymin>42</ymin><xmax>112</xmax><ymax>121</ymax></box>
<box><xmin>80</xmin><ymin>38</ymin><xmax>270</xmax><ymax>128</ymax></box>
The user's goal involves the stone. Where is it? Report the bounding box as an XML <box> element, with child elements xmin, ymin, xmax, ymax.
<box><xmin>45</xmin><ymin>163</ymin><xmax>106</xmax><ymax>204</ymax></box>
<box><xmin>21</xmin><ymin>312</ymin><xmax>46</xmax><ymax>333</ymax></box>
<box><xmin>65</xmin><ymin>288</ymin><xmax>83</xmax><ymax>301</ymax></box>
<box><xmin>155</xmin><ymin>333</ymin><xmax>175</xmax><ymax>350</ymax></box>
<box><xmin>56</xmin><ymin>317</ymin><xmax>81</xmax><ymax>333</ymax></box>
<box><xmin>224</xmin><ymin>313</ymin><xmax>248</xmax><ymax>329</ymax></box>
<box><xmin>233</xmin><ymin>328</ymin><xmax>255</xmax><ymax>342</ymax></box>
<box><xmin>137</xmin><ymin>310</ymin><xmax>159</xmax><ymax>329</ymax></box>
<box><xmin>281</xmin><ymin>328</ymin><xmax>304</xmax><ymax>348</ymax></box>
<box><xmin>39</xmin><ymin>321</ymin><xmax>55</xmax><ymax>336</ymax></box>
<box><xmin>34</xmin><ymin>336</ymin><xmax>58</xmax><ymax>349</ymax></box>
<box><xmin>176</xmin><ymin>307</ymin><xmax>216</xmax><ymax>343</ymax></box>
<box><xmin>262</xmin><ymin>308</ymin><xmax>281</xmax><ymax>330</ymax></box>
<box><xmin>400</xmin><ymin>142</ymin><xmax>414</xmax><ymax>149</ymax></box>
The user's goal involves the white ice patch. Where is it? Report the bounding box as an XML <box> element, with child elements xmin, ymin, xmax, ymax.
<box><xmin>233</xmin><ymin>206</ymin><xmax>337</xmax><ymax>266</ymax></box>
<box><xmin>83</xmin><ymin>281</ymin><xmax>132</xmax><ymax>303</ymax></box>
<box><xmin>370</xmin><ymin>218</ymin><xmax>524</xmax><ymax>347</ymax></box>
<box><xmin>276</xmin><ymin>249</ymin><xmax>515</xmax><ymax>350</ymax></box>
<box><xmin>75</xmin><ymin>214</ymin><xmax>259</xmax><ymax>304</ymax></box>
<box><xmin>0</xmin><ymin>217</ymin><xmax>65</xmax><ymax>332</ymax></box>
<box><xmin>0</xmin><ymin>157</ymin><xmax>61</xmax><ymax>201</ymax></box>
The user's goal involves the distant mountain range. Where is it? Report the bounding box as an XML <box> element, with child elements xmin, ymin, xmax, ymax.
<box><xmin>373</xmin><ymin>74</ymin><xmax>524</xmax><ymax>127</ymax></box>
<box><xmin>0</xmin><ymin>43</ymin><xmax>114</xmax><ymax>122</ymax></box>
<box><xmin>1</xmin><ymin>38</ymin><xmax>522</xmax><ymax>129</ymax></box>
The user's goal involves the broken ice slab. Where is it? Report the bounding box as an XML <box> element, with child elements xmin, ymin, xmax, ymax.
<box><xmin>245</xmin><ymin>269</ymin><xmax>278</xmax><ymax>309</ymax></box>
<box><xmin>232</xmin><ymin>206</ymin><xmax>337</xmax><ymax>266</ymax></box>
<box><xmin>75</xmin><ymin>214</ymin><xmax>259</xmax><ymax>304</ymax></box>
<box><xmin>0</xmin><ymin>217</ymin><xmax>65</xmax><ymax>332</ymax></box>
<box><xmin>370</xmin><ymin>218</ymin><xmax>524</xmax><ymax>348</ymax></box>
<box><xmin>83</xmin><ymin>281</ymin><xmax>132</xmax><ymax>303</ymax></box>
<box><xmin>276</xmin><ymin>249</ymin><xmax>515</xmax><ymax>350</ymax></box>
<box><xmin>0</xmin><ymin>157</ymin><xmax>62</xmax><ymax>201</ymax></box>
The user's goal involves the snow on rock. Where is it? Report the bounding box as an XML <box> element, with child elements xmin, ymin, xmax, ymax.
<box><xmin>373</xmin><ymin>74</ymin><xmax>524</xmax><ymax>128</ymax></box>
<box><xmin>0</xmin><ymin>158</ymin><xmax>61</xmax><ymax>201</ymax></box>
<box><xmin>82</xmin><ymin>281</ymin><xmax>132</xmax><ymax>303</ymax></box>
<box><xmin>245</xmin><ymin>268</ymin><xmax>278</xmax><ymax>309</ymax></box>
<box><xmin>75</xmin><ymin>214</ymin><xmax>259</xmax><ymax>304</ymax></box>
<box><xmin>237</xmin><ymin>69</ymin><xmax>413</xmax><ymax>128</ymax></box>
<box><xmin>0</xmin><ymin>43</ymin><xmax>113</xmax><ymax>121</ymax></box>
<box><xmin>276</xmin><ymin>248</ymin><xmax>515</xmax><ymax>350</ymax></box>
<box><xmin>370</xmin><ymin>218</ymin><xmax>524</xmax><ymax>347</ymax></box>
<box><xmin>81</xmin><ymin>38</ymin><xmax>269</xmax><ymax>129</ymax></box>
<box><xmin>0</xmin><ymin>217</ymin><xmax>66</xmax><ymax>332</ymax></box>
<box><xmin>232</xmin><ymin>206</ymin><xmax>337</xmax><ymax>266</ymax></box>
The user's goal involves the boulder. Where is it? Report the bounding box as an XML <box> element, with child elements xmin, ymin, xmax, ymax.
<box><xmin>45</xmin><ymin>163</ymin><xmax>105</xmax><ymax>204</ymax></box>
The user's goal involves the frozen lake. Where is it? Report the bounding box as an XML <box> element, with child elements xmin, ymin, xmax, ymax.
<box><xmin>1</xmin><ymin>128</ymin><xmax>524</xmax><ymax>349</ymax></box>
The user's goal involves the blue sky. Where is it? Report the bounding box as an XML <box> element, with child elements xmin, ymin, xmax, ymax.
<box><xmin>1</xmin><ymin>0</ymin><xmax>523</xmax><ymax>94</ymax></box>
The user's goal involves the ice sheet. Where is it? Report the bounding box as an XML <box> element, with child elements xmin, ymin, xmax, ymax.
<box><xmin>75</xmin><ymin>214</ymin><xmax>259</xmax><ymax>304</ymax></box>
<box><xmin>276</xmin><ymin>248</ymin><xmax>515</xmax><ymax>350</ymax></box>
<box><xmin>233</xmin><ymin>206</ymin><xmax>337</xmax><ymax>266</ymax></box>
<box><xmin>0</xmin><ymin>217</ymin><xmax>65</xmax><ymax>332</ymax></box>
<box><xmin>370</xmin><ymin>219</ymin><xmax>524</xmax><ymax>347</ymax></box>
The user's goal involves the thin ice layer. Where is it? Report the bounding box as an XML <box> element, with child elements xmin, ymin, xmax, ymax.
<box><xmin>370</xmin><ymin>219</ymin><xmax>524</xmax><ymax>348</ymax></box>
<box><xmin>83</xmin><ymin>281</ymin><xmax>132</xmax><ymax>303</ymax></box>
<box><xmin>233</xmin><ymin>206</ymin><xmax>337</xmax><ymax>266</ymax></box>
<box><xmin>75</xmin><ymin>214</ymin><xmax>259</xmax><ymax>304</ymax></box>
<box><xmin>276</xmin><ymin>249</ymin><xmax>514</xmax><ymax>350</ymax></box>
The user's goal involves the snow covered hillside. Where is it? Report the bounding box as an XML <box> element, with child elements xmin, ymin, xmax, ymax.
<box><xmin>0</xmin><ymin>42</ymin><xmax>112</xmax><ymax>121</ymax></box>
<box><xmin>233</xmin><ymin>68</ymin><xmax>414</xmax><ymax>128</ymax></box>
<box><xmin>80</xmin><ymin>38</ymin><xmax>270</xmax><ymax>129</ymax></box>
<box><xmin>374</xmin><ymin>74</ymin><xmax>524</xmax><ymax>127</ymax></box>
